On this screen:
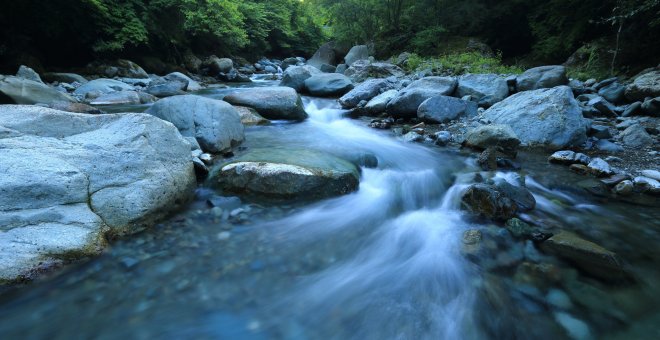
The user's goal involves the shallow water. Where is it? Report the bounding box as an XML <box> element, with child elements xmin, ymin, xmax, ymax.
<box><xmin>1</xmin><ymin>81</ymin><xmax>660</xmax><ymax>339</ymax></box>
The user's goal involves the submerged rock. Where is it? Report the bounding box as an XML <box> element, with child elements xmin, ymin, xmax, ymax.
<box><xmin>482</xmin><ymin>86</ymin><xmax>587</xmax><ymax>149</ymax></box>
<box><xmin>211</xmin><ymin>148</ymin><xmax>359</xmax><ymax>201</ymax></box>
<box><xmin>233</xmin><ymin>106</ymin><xmax>270</xmax><ymax>126</ymax></box>
<box><xmin>540</xmin><ymin>231</ymin><xmax>627</xmax><ymax>281</ymax></box>
<box><xmin>0</xmin><ymin>105</ymin><xmax>195</xmax><ymax>282</ymax></box>
<box><xmin>223</xmin><ymin>86</ymin><xmax>307</xmax><ymax>121</ymax></box>
<box><xmin>146</xmin><ymin>95</ymin><xmax>244</xmax><ymax>153</ymax></box>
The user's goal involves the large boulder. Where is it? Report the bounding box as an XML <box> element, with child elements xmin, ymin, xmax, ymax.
<box><xmin>223</xmin><ymin>86</ymin><xmax>307</xmax><ymax>121</ymax></box>
<box><xmin>145</xmin><ymin>79</ymin><xmax>187</xmax><ymax>97</ymax></box>
<box><xmin>620</xmin><ymin>124</ymin><xmax>654</xmax><ymax>148</ymax></box>
<box><xmin>456</xmin><ymin>73</ymin><xmax>509</xmax><ymax>107</ymax></box>
<box><xmin>146</xmin><ymin>95</ymin><xmax>244</xmax><ymax>153</ymax></box>
<box><xmin>0</xmin><ymin>105</ymin><xmax>195</xmax><ymax>282</ymax></box>
<box><xmin>16</xmin><ymin>65</ymin><xmax>43</xmax><ymax>83</ymax></box>
<box><xmin>43</xmin><ymin>72</ymin><xmax>88</xmax><ymax>84</ymax></box>
<box><xmin>0</xmin><ymin>76</ymin><xmax>75</xmax><ymax>104</ymax></box>
<box><xmin>482</xmin><ymin>86</ymin><xmax>587</xmax><ymax>149</ymax></box>
<box><xmin>73</xmin><ymin>78</ymin><xmax>133</xmax><ymax>97</ymax></box>
<box><xmin>115</xmin><ymin>59</ymin><xmax>149</xmax><ymax>78</ymax></box>
<box><xmin>308</xmin><ymin>42</ymin><xmax>337</xmax><ymax>69</ymax></box>
<box><xmin>165</xmin><ymin>72</ymin><xmax>202</xmax><ymax>91</ymax></box>
<box><xmin>205</xmin><ymin>56</ymin><xmax>234</xmax><ymax>74</ymax></box>
<box><xmin>464</xmin><ymin>125</ymin><xmax>521</xmax><ymax>152</ymax></box>
<box><xmin>344</xmin><ymin>60</ymin><xmax>405</xmax><ymax>83</ymax></box>
<box><xmin>625</xmin><ymin>70</ymin><xmax>660</xmax><ymax>101</ymax></box>
<box><xmin>211</xmin><ymin>148</ymin><xmax>359</xmax><ymax>200</ymax></box>
<box><xmin>386</xmin><ymin>76</ymin><xmax>457</xmax><ymax>118</ymax></box>
<box><xmin>89</xmin><ymin>90</ymin><xmax>141</xmax><ymax>105</ymax></box>
<box><xmin>344</xmin><ymin>45</ymin><xmax>370</xmax><ymax>66</ymax></box>
<box><xmin>417</xmin><ymin>96</ymin><xmax>478</xmax><ymax>123</ymax></box>
<box><xmin>280</xmin><ymin>65</ymin><xmax>321</xmax><ymax>92</ymax></box>
<box><xmin>460</xmin><ymin>184</ymin><xmax>518</xmax><ymax>220</ymax></box>
<box><xmin>516</xmin><ymin>65</ymin><xmax>568</xmax><ymax>91</ymax></box>
<box><xmin>304</xmin><ymin>73</ymin><xmax>354</xmax><ymax>97</ymax></box>
<box><xmin>364</xmin><ymin>89</ymin><xmax>398</xmax><ymax>114</ymax></box>
<box><xmin>338</xmin><ymin>78</ymin><xmax>396</xmax><ymax>109</ymax></box>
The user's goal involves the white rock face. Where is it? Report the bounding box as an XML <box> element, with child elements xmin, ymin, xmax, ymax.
<box><xmin>0</xmin><ymin>105</ymin><xmax>196</xmax><ymax>282</ymax></box>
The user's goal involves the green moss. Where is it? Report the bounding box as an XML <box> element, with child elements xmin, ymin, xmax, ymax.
<box><xmin>403</xmin><ymin>52</ymin><xmax>523</xmax><ymax>76</ymax></box>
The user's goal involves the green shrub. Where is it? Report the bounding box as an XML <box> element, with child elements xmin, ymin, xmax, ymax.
<box><xmin>403</xmin><ymin>52</ymin><xmax>523</xmax><ymax>75</ymax></box>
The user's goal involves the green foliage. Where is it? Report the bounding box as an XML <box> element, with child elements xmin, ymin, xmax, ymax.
<box><xmin>403</xmin><ymin>52</ymin><xmax>523</xmax><ymax>76</ymax></box>
<box><xmin>0</xmin><ymin>0</ymin><xmax>325</xmax><ymax>70</ymax></box>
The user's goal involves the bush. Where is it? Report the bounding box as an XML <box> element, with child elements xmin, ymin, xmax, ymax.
<box><xmin>403</xmin><ymin>52</ymin><xmax>523</xmax><ymax>75</ymax></box>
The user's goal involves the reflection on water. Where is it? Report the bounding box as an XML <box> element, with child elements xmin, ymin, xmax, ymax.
<box><xmin>0</xmin><ymin>83</ymin><xmax>659</xmax><ymax>339</ymax></box>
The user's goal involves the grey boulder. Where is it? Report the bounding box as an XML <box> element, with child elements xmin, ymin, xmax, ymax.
<box><xmin>516</xmin><ymin>65</ymin><xmax>568</xmax><ymax>91</ymax></box>
<box><xmin>308</xmin><ymin>42</ymin><xmax>337</xmax><ymax>69</ymax></box>
<box><xmin>464</xmin><ymin>124</ymin><xmax>521</xmax><ymax>152</ymax></box>
<box><xmin>304</xmin><ymin>73</ymin><xmax>354</xmax><ymax>97</ymax></box>
<box><xmin>73</xmin><ymin>78</ymin><xmax>133</xmax><ymax>97</ymax></box>
<box><xmin>211</xmin><ymin>148</ymin><xmax>359</xmax><ymax>201</ymax></box>
<box><xmin>43</xmin><ymin>72</ymin><xmax>88</xmax><ymax>84</ymax></box>
<box><xmin>625</xmin><ymin>70</ymin><xmax>660</xmax><ymax>101</ymax></box>
<box><xmin>280</xmin><ymin>65</ymin><xmax>321</xmax><ymax>92</ymax></box>
<box><xmin>482</xmin><ymin>86</ymin><xmax>587</xmax><ymax>149</ymax></box>
<box><xmin>0</xmin><ymin>76</ymin><xmax>75</xmax><ymax>104</ymax></box>
<box><xmin>338</xmin><ymin>78</ymin><xmax>396</xmax><ymax>109</ymax></box>
<box><xmin>386</xmin><ymin>76</ymin><xmax>457</xmax><ymax>118</ymax></box>
<box><xmin>223</xmin><ymin>86</ymin><xmax>307</xmax><ymax>121</ymax></box>
<box><xmin>344</xmin><ymin>45</ymin><xmax>370</xmax><ymax>66</ymax></box>
<box><xmin>456</xmin><ymin>73</ymin><xmax>509</xmax><ymax>107</ymax></box>
<box><xmin>89</xmin><ymin>90</ymin><xmax>141</xmax><ymax>105</ymax></box>
<box><xmin>146</xmin><ymin>95</ymin><xmax>244</xmax><ymax>153</ymax></box>
<box><xmin>165</xmin><ymin>72</ymin><xmax>203</xmax><ymax>91</ymax></box>
<box><xmin>620</xmin><ymin>124</ymin><xmax>654</xmax><ymax>148</ymax></box>
<box><xmin>0</xmin><ymin>105</ymin><xmax>195</xmax><ymax>282</ymax></box>
<box><xmin>417</xmin><ymin>95</ymin><xmax>478</xmax><ymax>123</ymax></box>
<box><xmin>344</xmin><ymin>60</ymin><xmax>405</xmax><ymax>83</ymax></box>
<box><xmin>364</xmin><ymin>89</ymin><xmax>398</xmax><ymax>114</ymax></box>
<box><xmin>16</xmin><ymin>65</ymin><xmax>43</xmax><ymax>83</ymax></box>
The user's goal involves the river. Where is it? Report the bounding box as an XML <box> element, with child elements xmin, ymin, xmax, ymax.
<box><xmin>0</xmin><ymin>79</ymin><xmax>659</xmax><ymax>339</ymax></box>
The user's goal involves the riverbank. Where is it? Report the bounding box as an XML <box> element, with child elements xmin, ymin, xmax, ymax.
<box><xmin>0</xmin><ymin>44</ymin><xmax>659</xmax><ymax>339</ymax></box>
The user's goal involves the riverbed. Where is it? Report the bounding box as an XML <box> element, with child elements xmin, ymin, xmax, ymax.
<box><xmin>1</xmin><ymin>79</ymin><xmax>659</xmax><ymax>339</ymax></box>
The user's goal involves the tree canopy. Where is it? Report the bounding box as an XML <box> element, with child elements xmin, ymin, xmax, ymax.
<box><xmin>0</xmin><ymin>0</ymin><xmax>325</xmax><ymax>70</ymax></box>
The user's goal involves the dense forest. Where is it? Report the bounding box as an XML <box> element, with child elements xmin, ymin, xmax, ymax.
<box><xmin>0</xmin><ymin>0</ymin><xmax>659</xmax><ymax>75</ymax></box>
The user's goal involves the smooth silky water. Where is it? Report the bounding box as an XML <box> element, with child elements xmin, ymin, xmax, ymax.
<box><xmin>1</xmin><ymin>80</ymin><xmax>659</xmax><ymax>339</ymax></box>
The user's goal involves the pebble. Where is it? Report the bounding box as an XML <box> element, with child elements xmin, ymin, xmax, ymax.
<box><xmin>554</xmin><ymin>312</ymin><xmax>593</xmax><ymax>340</ymax></box>
<box><xmin>217</xmin><ymin>231</ymin><xmax>231</xmax><ymax>241</ymax></box>
<box><xmin>604</xmin><ymin>156</ymin><xmax>623</xmax><ymax>163</ymax></box>
<box><xmin>641</xmin><ymin>170</ymin><xmax>660</xmax><ymax>181</ymax></box>
<box><xmin>546</xmin><ymin>288</ymin><xmax>573</xmax><ymax>309</ymax></box>
<box><xmin>613</xmin><ymin>180</ymin><xmax>633</xmax><ymax>195</ymax></box>
<box><xmin>587</xmin><ymin>158</ymin><xmax>613</xmax><ymax>177</ymax></box>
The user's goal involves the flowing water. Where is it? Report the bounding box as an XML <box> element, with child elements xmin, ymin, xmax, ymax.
<box><xmin>1</xmin><ymin>80</ymin><xmax>659</xmax><ymax>339</ymax></box>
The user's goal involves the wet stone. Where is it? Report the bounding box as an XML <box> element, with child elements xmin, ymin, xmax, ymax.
<box><xmin>587</xmin><ymin>158</ymin><xmax>614</xmax><ymax>177</ymax></box>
